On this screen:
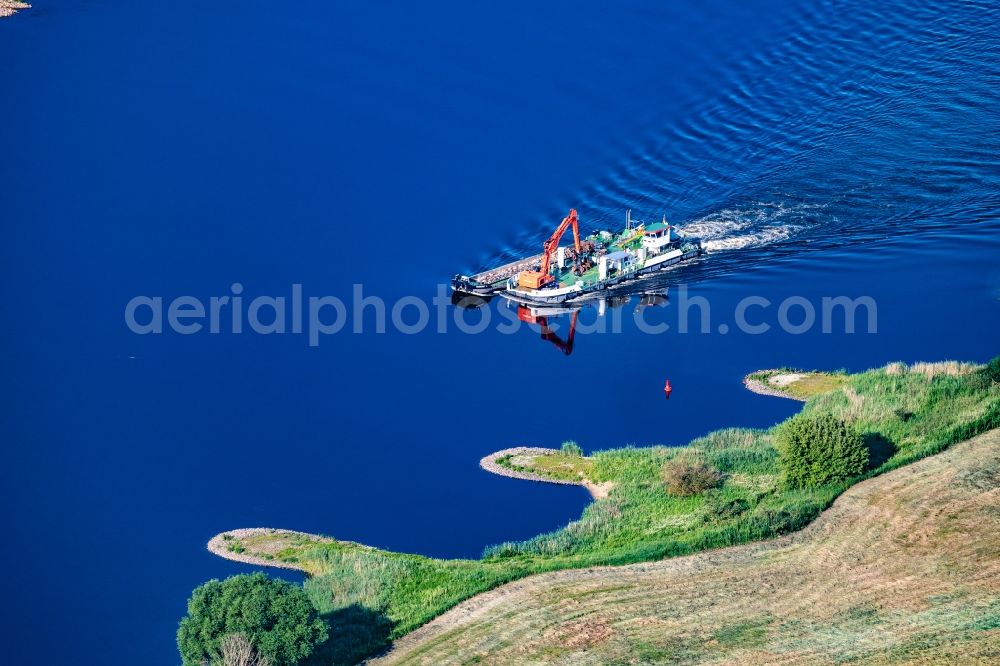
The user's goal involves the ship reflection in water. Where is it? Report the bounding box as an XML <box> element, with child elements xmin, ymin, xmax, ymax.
<box><xmin>517</xmin><ymin>306</ymin><xmax>579</xmax><ymax>355</ymax></box>
<box><xmin>451</xmin><ymin>288</ymin><xmax>670</xmax><ymax>357</ymax></box>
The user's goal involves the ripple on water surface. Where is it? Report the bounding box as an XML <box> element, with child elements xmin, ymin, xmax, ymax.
<box><xmin>472</xmin><ymin>0</ymin><xmax>1000</xmax><ymax>279</ymax></box>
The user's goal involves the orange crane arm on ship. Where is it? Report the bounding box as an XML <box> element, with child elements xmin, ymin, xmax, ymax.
<box><xmin>518</xmin><ymin>209</ymin><xmax>581</xmax><ymax>289</ymax></box>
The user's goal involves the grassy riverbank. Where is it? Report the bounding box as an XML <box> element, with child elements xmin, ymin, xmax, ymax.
<box><xmin>375</xmin><ymin>427</ymin><xmax>1000</xmax><ymax>664</ymax></box>
<box><xmin>215</xmin><ymin>359</ymin><xmax>1000</xmax><ymax>665</ymax></box>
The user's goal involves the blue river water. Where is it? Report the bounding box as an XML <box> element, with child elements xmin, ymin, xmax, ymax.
<box><xmin>1</xmin><ymin>1</ymin><xmax>998</xmax><ymax>664</ymax></box>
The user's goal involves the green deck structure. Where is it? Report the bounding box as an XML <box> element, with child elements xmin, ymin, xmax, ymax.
<box><xmin>556</xmin><ymin>264</ymin><xmax>602</xmax><ymax>288</ymax></box>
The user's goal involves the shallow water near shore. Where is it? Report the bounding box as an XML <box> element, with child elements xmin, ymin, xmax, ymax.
<box><xmin>1</xmin><ymin>1</ymin><xmax>999</xmax><ymax>665</ymax></box>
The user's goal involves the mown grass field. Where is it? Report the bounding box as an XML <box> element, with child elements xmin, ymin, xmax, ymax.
<box><xmin>221</xmin><ymin>359</ymin><xmax>1000</xmax><ymax>665</ymax></box>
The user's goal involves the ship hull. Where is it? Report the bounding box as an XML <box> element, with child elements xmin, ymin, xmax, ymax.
<box><xmin>451</xmin><ymin>275</ymin><xmax>497</xmax><ymax>297</ymax></box>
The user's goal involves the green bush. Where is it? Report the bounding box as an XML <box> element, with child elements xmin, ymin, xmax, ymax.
<box><xmin>661</xmin><ymin>456</ymin><xmax>723</xmax><ymax>496</ymax></box>
<box><xmin>178</xmin><ymin>573</ymin><xmax>328</xmax><ymax>666</ymax></box>
<box><xmin>560</xmin><ymin>440</ymin><xmax>584</xmax><ymax>456</ymax></box>
<box><xmin>776</xmin><ymin>413</ymin><xmax>869</xmax><ymax>488</ymax></box>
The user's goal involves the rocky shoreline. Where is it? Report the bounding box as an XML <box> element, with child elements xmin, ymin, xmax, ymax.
<box><xmin>1</xmin><ymin>1</ymin><xmax>30</xmax><ymax>18</ymax></box>
<box><xmin>742</xmin><ymin>371</ymin><xmax>807</xmax><ymax>401</ymax></box>
<box><xmin>480</xmin><ymin>447</ymin><xmax>581</xmax><ymax>485</ymax></box>
<box><xmin>207</xmin><ymin>528</ymin><xmax>322</xmax><ymax>572</ymax></box>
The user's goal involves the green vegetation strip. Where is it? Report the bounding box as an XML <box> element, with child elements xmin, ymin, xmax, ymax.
<box><xmin>199</xmin><ymin>359</ymin><xmax>1000</xmax><ymax>665</ymax></box>
<box><xmin>377</xmin><ymin>429</ymin><xmax>1000</xmax><ymax>664</ymax></box>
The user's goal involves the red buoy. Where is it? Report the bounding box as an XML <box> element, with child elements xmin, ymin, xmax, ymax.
<box><xmin>663</xmin><ymin>379</ymin><xmax>672</xmax><ymax>399</ymax></box>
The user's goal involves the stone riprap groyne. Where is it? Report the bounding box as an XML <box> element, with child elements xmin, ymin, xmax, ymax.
<box><xmin>743</xmin><ymin>371</ymin><xmax>807</xmax><ymax>401</ymax></box>
<box><xmin>207</xmin><ymin>527</ymin><xmax>327</xmax><ymax>572</ymax></box>
<box><xmin>1</xmin><ymin>1</ymin><xmax>30</xmax><ymax>18</ymax></box>
<box><xmin>480</xmin><ymin>447</ymin><xmax>582</xmax><ymax>486</ymax></box>
<box><xmin>480</xmin><ymin>447</ymin><xmax>612</xmax><ymax>499</ymax></box>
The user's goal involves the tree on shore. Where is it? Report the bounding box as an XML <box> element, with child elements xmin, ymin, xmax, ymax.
<box><xmin>178</xmin><ymin>573</ymin><xmax>328</xmax><ymax>666</ymax></box>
